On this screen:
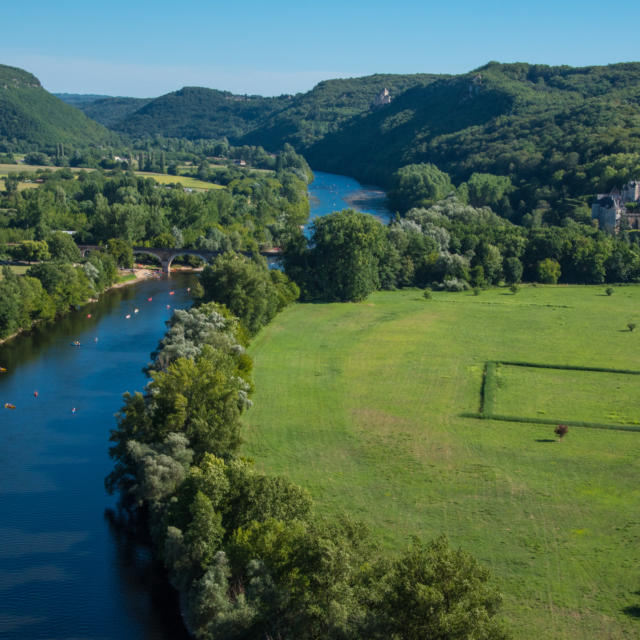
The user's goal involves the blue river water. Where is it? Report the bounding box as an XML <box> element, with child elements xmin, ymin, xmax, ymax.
<box><xmin>0</xmin><ymin>172</ymin><xmax>391</xmax><ymax>639</ymax></box>
<box><xmin>306</xmin><ymin>170</ymin><xmax>392</xmax><ymax>236</ymax></box>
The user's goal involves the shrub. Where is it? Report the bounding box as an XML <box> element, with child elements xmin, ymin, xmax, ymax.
<box><xmin>628</xmin><ymin>322</ymin><xmax>636</xmax><ymax>332</ymax></box>
<box><xmin>605</xmin><ymin>287</ymin><xmax>614</xmax><ymax>296</ymax></box>
<box><xmin>423</xmin><ymin>289</ymin><xmax>432</xmax><ymax>299</ymax></box>
<box><xmin>509</xmin><ymin>283</ymin><xmax>519</xmax><ymax>294</ymax></box>
<box><xmin>554</xmin><ymin>424</ymin><xmax>569</xmax><ymax>439</ymax></box>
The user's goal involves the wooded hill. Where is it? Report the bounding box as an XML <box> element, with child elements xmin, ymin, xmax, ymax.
<box><xmin>303</xmin><ymin>62</ymin><xmax>640</xmax><ymax>194</ymax></box>
<box><xmin>7</xmin><ymin>61</ymin><xmax>640</xmax><ymax>219</ymax></box>
<box><xmin>63</xmin><ymin>62</ymin><xmax>640</xmax><ymax>215</ymax></box>
<box><xmin>55</xmin><ymin>94</ymin><xmax>152</xmax><ymax>128</ymax></box>
<box><xmin>0</xmin><ymin>64</ymin><xmax>117</xmax><ymax>148</ymax></box>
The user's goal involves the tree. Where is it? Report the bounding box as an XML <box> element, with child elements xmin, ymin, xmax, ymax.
<box><xmin>303</xmin><ymin>210</ymin><xmax>388</xmax><ymax>302</ymax></box>
<box><xmin>201</xmin><ymin>253</ymin><xmax>298</xmax><ymax>334</ymax></box>
<box><xmin>10</xmin><ymin>240</ymin><xmax>50</xmax><ymax>263</ymax></box>
<box><xmin>388</xmin><ymin>163</ymin><xmax>454</xmax><ymax>212</ymax></box>
<box><xmin>368</xmin><ymin>536</ymin><xmax>507</xmax><ymax>640</ymax></box>
<box><xmin>554</xmin><ymin>424</ymin><xmax>568</xmax><ymax>439</ymax></box>
<box><xmin>465</xmin><ymin>173</ymin><xmax>513</xmax><ymax>214</ymax></box>
<box><xmin>537</xmin><ymin>258</ymin><xmax>561</xmax><ymax>284</ymax></box>
<box><xmin>503</xmin><ymin>256</ymin><xmax>523</xmax><ymax>285</ymax></box>
<box><xmin>47</xmin><ymin>231</ymin><xmax>81</xmax><ymax>262</ymax></box>
<box><xmin>107</xmin><ymin>237</ymin><xmax>133</xmax><ymax>268</ymax></box>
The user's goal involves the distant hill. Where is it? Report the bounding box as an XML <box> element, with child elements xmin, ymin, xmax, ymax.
<box><xmin>112</xmin><ymin>87</ymin><xmax>289</xmax><ymax>139</ymax></box>
<box><xmin>0</xmin><ymin>64</ymin><xmax>117</xmax><ymax>148</ymax></box>
<box><xmin>101</xmin><ymin>74</ymin><xmax>442</xmax><ymax>145</ymax></box>
<box><xmin>239</xmin><ymin>73</ymin><xmax>443</xmax><ymax>149</ymax></box>
<box><xmin>76</xmin><ymin>96</ymin><xmax>153</xmax><ymax>128</ymax></box>
<box><xmin>55</xmin><ymin>93</ymin><xmax>112</xmax><ymax>107</ymax></box>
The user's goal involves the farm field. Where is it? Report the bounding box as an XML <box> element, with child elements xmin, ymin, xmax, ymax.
<box><xmin>244</xmin><ymin>285</ymin><xmax>640</xmax><ymax>639</ymax></box>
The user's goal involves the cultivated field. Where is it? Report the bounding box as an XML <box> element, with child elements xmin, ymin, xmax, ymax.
<box><xmin>244</xmin><ymin>285</ymin><xmax>640</xmax><ymax>639</ymax></box>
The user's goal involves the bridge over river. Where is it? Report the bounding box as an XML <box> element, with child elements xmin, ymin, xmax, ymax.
<box><xmin>77</xmin><ymin>245</ymin><xmax>281</xmax><ymax>273</ymax></box>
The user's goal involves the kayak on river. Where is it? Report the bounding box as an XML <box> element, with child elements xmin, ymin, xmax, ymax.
<box><xmin>4</xmin><ymin>402</ymin><xmax>16</xmax><ymax>409</ymax></box>
<box><xmin>0</xmin><ymin>367</ymin><xmax>6</xmax><ymax>372</ymax></box>
<box><xmin>71</xmin><ymin>340</ymin><xmax>81</xmax><ymax>347</ymax></box>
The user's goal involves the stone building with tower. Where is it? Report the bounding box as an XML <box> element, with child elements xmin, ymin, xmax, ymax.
<box><xmin>591</xmin><ymin>180</ymin><xmax>640</xmax><ymax>232</ymax></box>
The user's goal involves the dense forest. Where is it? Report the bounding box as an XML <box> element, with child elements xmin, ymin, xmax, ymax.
<box><xmin>0</xmin><ymin>65</ymin><xmax>117</xmax><ymax>148</ymax></box>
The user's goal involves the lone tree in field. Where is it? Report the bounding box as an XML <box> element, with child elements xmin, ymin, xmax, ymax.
<box><xmin>628</xmin><ymin>322</ymin><xmax>636</xmax><ymax>332</ymax></box>
<box><xmin>554</xmin><ymin>424</ymin><xmax>568</xmax><ymax>439</ymax></box>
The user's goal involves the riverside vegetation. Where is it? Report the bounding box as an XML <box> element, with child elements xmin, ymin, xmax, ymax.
<box><xmin>0</xmin><ymin>146</ymin><xmax>310</xmax><ymax>339</ymax></box>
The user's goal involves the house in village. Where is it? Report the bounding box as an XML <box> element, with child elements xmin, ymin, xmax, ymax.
<box><xmin>591</xmin><ymin>180</ymin><xmax>640</xmax><ymax>232</ymax></box>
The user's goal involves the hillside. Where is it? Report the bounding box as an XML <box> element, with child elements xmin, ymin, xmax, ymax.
<box><xmin>239</xmin><ymin>73</ymin><xmax>443</xmax><ymax>149</ymax></box>
<box><xmin>105</xmin><ymin>74</ymin><xmax>442</xmax><ymax>144</ymax></box>
<box><xmin>303</xmin><ymin>62</ymin><xmax>640</xmax><ymax>205</ymax></box>
<box><xmin>57</xmin><ymin>94</ymin><xmax>154</xmax><ymax>128</ymax></box>
<box><xmin>112</xmin><ymin>86</ymin><xmax>289</xmax><ymax>139</ymax></box>
<box><xmin>0</xmin><ymin>64</ymin><xmax>117</xmax><ymax>149</ymax></box>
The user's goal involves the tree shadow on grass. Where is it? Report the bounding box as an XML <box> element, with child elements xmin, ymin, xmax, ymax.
<box><xmin>622</xmin><ymin>605</ymin><xmax>640</xmax><ymax>619</ymax></box>
<box><xmin>535</xmin><ymin>438</ymin><xmax>557</xmax><ymax>443</ymax></box>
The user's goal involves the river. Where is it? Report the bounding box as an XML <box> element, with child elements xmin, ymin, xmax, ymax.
<box><xmin>305</xmin><ymin>170</ymin><xmax>392</xmax><ymax>235</ymax></box>
<box><xmin>0</xmin><ymin>173</ymin><xmax>391</xmax><ymax>639</ymax></box>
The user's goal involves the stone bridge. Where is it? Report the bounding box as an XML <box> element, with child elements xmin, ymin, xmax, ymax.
<box><xmin>77</xmin><ymin>245</ymin><xmax>281</xmax><ymax>273</ymax></box>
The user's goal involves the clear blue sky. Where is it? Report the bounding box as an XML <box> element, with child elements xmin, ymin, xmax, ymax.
<box><xmin>2</xmin><ymin>0</ymin><xmax>638</xmax><ymax>97</ymax></box>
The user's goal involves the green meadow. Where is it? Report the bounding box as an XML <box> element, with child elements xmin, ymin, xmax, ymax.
<box><xmin>0</xmin><ymin>165</ymin><xmax>223</xmax><ymax>191</ymax></box>
<box><xmin>244</xmin><ymin>285</ymin><xmax>640</xmax><ymax>639</ymax></box>
<box><xmin>132</xmin><ymin>171</ymin><xmax>224</xmax><ymax>190</ymax></box>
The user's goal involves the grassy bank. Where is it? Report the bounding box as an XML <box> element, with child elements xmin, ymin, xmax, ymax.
<box><xmin>243</xmin><ymin>285</ymin><xmax>640</xmax><ymax>639</ymax></box>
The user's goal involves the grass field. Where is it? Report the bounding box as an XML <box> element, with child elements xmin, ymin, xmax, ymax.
<box><xmin>490</xmin><ymin>363</ymin><xmax>640</xmax><ymax>427</ymax></box>
<box><xmin>132</xmin><ymin>171</ymin><xmax>224</xmax><ymax>190</ymax></box>
<box><xmin>0</xmin><ymin>265</ymin><xmax>30</xmax><ymax>279</ymax></box>
<box><xmin>0</xmin><ymin>164</ymin><xmax>223</xmax><ymax>192</ymax></box>
<box><xmin>243</xmin><ymin>284</ymin><xmax>640</xmax><ymax>639</ymax></box>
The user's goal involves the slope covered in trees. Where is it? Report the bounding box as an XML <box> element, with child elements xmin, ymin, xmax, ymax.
<box><xmin>0</xmin><ymin>64</ymin><xmax>118</xmax><ymax>148</ymax></box>
<box><xmin>112</xmin><ymin>87</ymin><xmax>290</xmax><ymax>140</ymax></box>
<box><xmin>305</xmin><ymin>62</ymin><xmax>640</xmax><ymax>216</ymax></box>
<box><xmin>87</xmin><ymin>74</ymin><xmax>441</xmax><ymax>144</ymax></box>
<box><xmin>56</xmin><ymin>94</ymin><xmax>153</xmax><ymax>128</ymax></box>
<box><xmin>238</xmin><ymin>73</ymin><xmax>442</xmax><ymax>149</ymax></box>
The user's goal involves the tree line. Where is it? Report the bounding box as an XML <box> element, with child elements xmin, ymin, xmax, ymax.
<box><xmin>283</xmin><ymin>200</ymin><xmax>640</xmax><ymax>303</ymax></box>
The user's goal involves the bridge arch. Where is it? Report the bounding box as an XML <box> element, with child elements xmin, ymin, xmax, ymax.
<box><xmin>166</xmin><ymin>251</ymin><xmax>209</xmax><ymax>273</ymax></box>
<box><xmin>132</xmin><ymin>249</ymin><xmax>164</xmax><ymax>271</ymax></box>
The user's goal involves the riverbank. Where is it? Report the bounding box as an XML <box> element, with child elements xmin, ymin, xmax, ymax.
<box><xmin>0</xmin><ymin>267</ymin><xmax>156</xmax><ymax>346</ymax></box>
